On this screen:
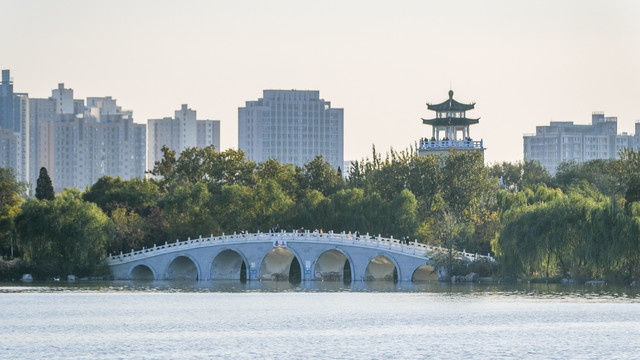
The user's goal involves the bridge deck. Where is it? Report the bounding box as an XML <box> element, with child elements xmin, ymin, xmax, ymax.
<box><xmin>108</xmin><ymin>230</ymin><xmax>491</xmax><ymax>265</ymax></box>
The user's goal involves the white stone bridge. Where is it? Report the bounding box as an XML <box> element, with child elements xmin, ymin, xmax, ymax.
<box><xmin>107</xmin><ymin>230</ymin><xmax>491</xmax><ymax>282</ymax></box>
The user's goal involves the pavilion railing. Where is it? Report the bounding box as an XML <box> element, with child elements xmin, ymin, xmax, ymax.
<box><xmin>418</xmin><ymin>139</ymin><xmax>483</xmax><ymax>150</ymax></box>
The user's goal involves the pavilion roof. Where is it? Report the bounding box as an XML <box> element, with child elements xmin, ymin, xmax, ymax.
<box><xmin>426</xmin><ymin>90</ymin><xmax>475</xmax><ymax>112</ymax></box>
<box><xmin>421</xmin><ymin>117</ymin><xmax>480</xmax><ymax>126</ymax></box>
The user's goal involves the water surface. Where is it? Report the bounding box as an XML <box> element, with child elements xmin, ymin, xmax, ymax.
<box><xmin>1</xmin><ymin>281</ymin><xmax>638</xmax><ymax>359</ymax></box>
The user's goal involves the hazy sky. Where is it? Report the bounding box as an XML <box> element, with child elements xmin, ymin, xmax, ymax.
<box><xmin>3</xmin><ymin>0</ymin><xmax>639</xmax><ymax>164</ymax></box>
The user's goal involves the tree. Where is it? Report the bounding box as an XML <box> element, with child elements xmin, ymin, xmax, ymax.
<box><xmin>389</xmin><ymin>189</ymin><xmax>419</xmax><ymax>239</ymax></box>
<box><xmin>297</xmin><ymin>156</ymin><xmax>344</xmax><ymax>197</ymax></box>
<box><xmin>0</xmin><ymin>167</ymin><xmax>26</xmax><ymax>258</ymax></box>
<box><xmin>149</xmin><ymin>145</ymin><xmax>256</xmax><ymax>192</ymax></box>
<box><xmin>83</xmin><ymin>176</ymin><xmax>159</xmax><ymax>215</ymax></box>
<box><xmin>252</xmin><ymin>180</ymin><xmax>294</xmax><ymax>230</ymax></box>
<box><xmin>214</xmin><ymin>184</ymin><xmax>255</xmax><ymax>233</ymax></box>
<box><xmin>15</xmin><ymin>189</ymin><xmax>111</xmax><ymax>277</ymax></box>
<box><xmin>161</xmin><ymin>182</ymin><xmax>219</xmax><ymax>241</ymax></box>
<box><xmin>108</xmin><ymin>206</ymin><xmax>146</xmax><ymax>255</ymax></box>
<box><xmin>255</xmin><ymin>158</ymin><xmax>298</xmax><ymax>198</ymax></box>
<box><xmin>552</xmin><ymin>159</ymin><xmax>618</xmax><ymax>197</ymax></box>
<box><xmin>35</xmin><ymin>167</ymin><xmax>54</xmax><ymax>201</ymax></box>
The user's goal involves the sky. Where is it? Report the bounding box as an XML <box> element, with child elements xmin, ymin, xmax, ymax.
<box><xmin>2</xmin><ymin>0</ymin><xmax>640</xmax><ymax>164</ymax></box>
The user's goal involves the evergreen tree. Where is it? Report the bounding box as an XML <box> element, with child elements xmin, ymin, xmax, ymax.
<box><xmin>35</xmin><ymin>167</ymin><xmax>54</xmax><ymax>201</ymax></box>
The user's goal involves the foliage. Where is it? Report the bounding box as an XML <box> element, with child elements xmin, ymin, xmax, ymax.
<box><xmin>10</xmin><ymin>144</ymin><xmax>640</xmax><ymax>283</ymax></box>
<box><xmin>0</xmin><ymin>167</ymin><xmax>26</xmax><ymax>258</ymax></box>
<box><xmin>148</xmin><ymin>145</ymin><xmax>256</xmax><ymax>192</ymax></box>
<box><xmin>83</xmin><ymin>176</ymin><xmax>159</xmax><ymax>215</ymax></box>
<box><xmin>15</xmin><ymin>189</ymin><xmax>111</xmax><ymax>278</ymax></box>
<box><xmin>35</xmin><ymin>167</ymin><xmax>55</xmax><ymax>201</ymax></box>
<box><xmin>489</xmin><ymin>160</ymin><xmax>551</xmax><ymax>192</ymax></box>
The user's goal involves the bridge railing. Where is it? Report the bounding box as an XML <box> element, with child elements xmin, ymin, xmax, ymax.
<box><xmin>107</xmin><ymin>230</ymin><xmax>493</xmax><ymax>264</ymax></box>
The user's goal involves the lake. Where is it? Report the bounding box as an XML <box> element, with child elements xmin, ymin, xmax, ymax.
<box><xmin>1</xmin><ymin>281</ymin><xmax>639</xmax><ymax>359</ymax></box>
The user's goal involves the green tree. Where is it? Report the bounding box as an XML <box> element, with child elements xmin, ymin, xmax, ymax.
<box><xmin>388</xmin><ymin>189</ymin><xmax>419</xmax><ymax>239</ymax></box>
<box><xmin>252</xmin><ymin>180</ymin><xmax>294</xmax><ymax>231</ymax></box>
<box><xmin>15</xmin><ymin>189</ymin><xmax>111</xmax><ymax>277</ymax></box>
<box><xmin>0</xmin><ymin>167</ymin><xmax>26</xmax><ymax>258</ymax></box>
<box><xmin>255</xmin><ymin>158</ymin><xmax>298</xmax><ymax>198</ymax></box>
<box><xmin>214</xmin><ymin>184</ymin><xmax>254</xmax><ymax>233</ymax></box>
<box><xmin>35</xmin><ymin>167</ymin><xmax>54</xmax><ymax>201</ymax></box>
<box><xmin>161</xmin><ymin>182</ymin><xmax>219</xmax><ymax>241</ymax></box>
<box><xmin>83</xmin><ymin>176</ymin><xmax>159</xmax><ymax>215</ymax></box>
<box><xmin>297</xmin><ymin>156</ymin><xmax>344</xmax><ymax>197</ymax></box>
<box><xmin>553</xmin><ymin>159</ymin><xmax>618</xmax><ymax>197</ymax></box>
<box><xmin>109</xmin><ymin>206</ymin><xmax>146</xmax><ymax>255</ymax></box>
<box><xmin>149</xmin><ymin>145</ymin><xmax>256</xmax><ymax>192</ymax></box>
<box><xmin>610</xmin><ymin>149</ymin><xmax>640</xmax><ymax>204</ymax></box>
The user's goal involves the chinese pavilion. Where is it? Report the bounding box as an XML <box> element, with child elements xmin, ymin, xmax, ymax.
<box><xmin>418</xmin><ymin>90</ymin><xmax>485</xmax><ymax>157</ymax></box>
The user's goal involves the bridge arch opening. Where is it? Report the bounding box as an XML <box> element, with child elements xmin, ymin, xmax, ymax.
<box><xmin>315</xmin><ymin>249</ymin><xmax>352</xmax><ymax>283</ymax></box>
<box><xmin>365</xmin><ymin>255</ymin><xmax>398</xmax><ymax>282</ymax></box>
<box><xmin>166</xmin><ymin>256</ymin><xmax>199</xmax><ymax>280</ymax></box>
<box><xmin>411</xmin><ymin>265</ymin><xmax>438</xmax><ymax>282</ymax></box>
<box><xmin>210</xmin><ymin>250</ymin><xmax>247</xmax><ymax>281</ymax></box>
<box><xmin>130</xmin><ymin>264</ymin><xmax>155</xmax><ymax>281</ymax></box>
<box><xmin>260</xmin><ymin>247</ymin><xmax>302</xmax><ymax>284</ymax></box>
<box><xmin>211</xmin><ymin>249</ymin><xmax>247</xmax><ymax>281</ymax></box>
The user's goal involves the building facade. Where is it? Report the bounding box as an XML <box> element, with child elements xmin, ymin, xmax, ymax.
<box><xmin>523</xmin><ymin>112</ymin><xmax>639</xmax><ymax>174</ymax></box>
<box><xmin>0</xmin><ymin>70</ymin><xmax>30</xmax><ymax>183</ymax></box>
<box><xmin>418</xmin><ymin>90</ymin><xmax>484</xmax><ymax>157</ymax></box>
<box><xmin>147</xmin><ymin>104</ymin><xmax>220</xmax><ymax>170</ymax></box>
<box><xmin>238</xmin><ymin>89</ymin><xmax>344</xmax><ymax>169</ymax></box>
<box><xmin>33</xmin><ymin>84</ymin><xmax>146</xmax><ymax>192</ymax></box>
<box><xmin>28</xmin><ymin>98</ymin><xmax>56</xmax><ymax>188</ymax></box>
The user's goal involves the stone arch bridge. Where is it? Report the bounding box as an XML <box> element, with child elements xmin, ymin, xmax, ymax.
<box><xmin>108</xmin><ymin>231</ymin><xmax>489</xmax><ymax>282</ymax></box>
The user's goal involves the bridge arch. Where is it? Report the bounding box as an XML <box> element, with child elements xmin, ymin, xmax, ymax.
<box><xmin>260</xmin><ymin>247</ymin><xmax>303</xmax><ymax>283</ymax></box>
<box><xmin>314</xmin><ymin>249</ymin><xmax>353</xmax><ymax>282</ymax></box>
<box><xmin>210</xmin><ymin>249</ymin><xmax>249</xmax><ymax>281</ymax></box>
<box><xmin>165</xmin><ymin>255</ymin><xmax>200</xmax><ymax>280</ymax></box>
<box><xmin>129</xmin><ymin>263</ymin><xmax>156</xmax><ymax>281</ymax></box>
<box><xmin>411</xmin><ymin>265</ymin><xmax>438</xmax><ymax>282</ymax></box>
<box><xmin>365</xmin><ymin>254</ymin><xmax>399</xmax><ymax>282</ymax></box>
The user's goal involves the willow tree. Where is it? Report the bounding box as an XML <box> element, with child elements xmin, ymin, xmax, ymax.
<box><xmin>15</xmin><ymin>189</ymin><xmax>111</xmax><ymax>277</ymax></box>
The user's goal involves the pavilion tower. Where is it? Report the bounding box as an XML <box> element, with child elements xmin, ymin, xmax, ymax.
<box><xmin>418</xmin><ymin>90</ymin><xmax>484</xmax><ymax>157</ymax></box>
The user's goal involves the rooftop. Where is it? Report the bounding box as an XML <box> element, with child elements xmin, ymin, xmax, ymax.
<box><xmin>426</xmin><ymin>90</ymin><xmax>475</xmax><ymax>112</ymax></box>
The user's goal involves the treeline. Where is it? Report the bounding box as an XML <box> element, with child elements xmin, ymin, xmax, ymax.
<box><xmin>493</xmin><ymin>153</ymin><xmax>640</xmax><ymax>283</ymax></box>
<box><xmin>1</xmin><ymin>144</ymin><xmax>640</xmax><ymax>282</ymax></box>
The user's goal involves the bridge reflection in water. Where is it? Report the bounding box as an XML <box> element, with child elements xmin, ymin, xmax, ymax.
<box><xmin>109</xmin><ymin>230</ymin><xmax>490</xmax><ymax>283</ymax></box>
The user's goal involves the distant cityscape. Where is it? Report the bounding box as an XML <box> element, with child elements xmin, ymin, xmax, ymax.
<box><xmin>0</xmin><ymin>68</ymin><xmax>637</xmax><ymax>193</ymax></box>
<box><xmin>524</xmin><ymin>113</ymin><xmax>639</xmax><ymax>174</ymax></box>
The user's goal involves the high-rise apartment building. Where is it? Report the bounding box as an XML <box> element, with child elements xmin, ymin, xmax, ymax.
<box><xmin>0</xmin><ymin>70</ymin><xmax>29</xmax><ymax>183</ymax></box>
<box><xmin>523</xmin><ymin>112</ymin><xmax>639</xmax><ymax>174</ymax></box>
<box><xmin>28</xmin><ymin>97</ymin><xmax>56</xmax><ymax>188</ymax></box>
<box><xmin>34</xmin><ymin>84</ymin><xmax>146</xmax><ymax>192</ymax></box>
<box><xmin>0</xmin><ymin>70</ymin><xmax>14</xmax><ymax>131</ymax></box>
<box><xmin>147</xmin><ymin>104</ymin><xmax>220</xmax><ymax>170</ymax></box>
<box><xmin>238</xmin><ymin>90</ymin><xmax>344</xmax><ymax>169</ymax></box>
